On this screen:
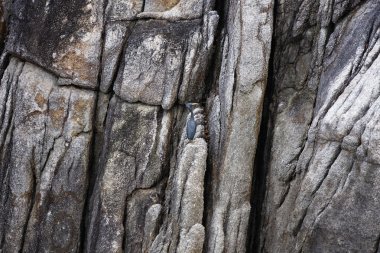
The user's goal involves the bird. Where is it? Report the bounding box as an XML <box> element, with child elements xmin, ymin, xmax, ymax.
<box><xmin>185</xmin><ymin>103</ymin><xmax>197</xmax><ymax>140</ymax></box>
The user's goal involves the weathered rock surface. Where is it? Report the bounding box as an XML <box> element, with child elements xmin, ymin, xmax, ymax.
<box><xmin>258</xmin><ymin>0</ymin><xmax>380</xmax><ymax>252</ymax></box>
<box><xmin>85</xmin><ymin>96</ymin><xmax>172</xmax><ymax>252</ymax></box>
<box><xmin>7</xmin><ymin>0</ymin><xmax>104</xmax><ymax>88</ymax></box>
<box><xmin>137</xmin><ymin>0</ymin><xmax>205</xmax><ymax>21</ymax></box>
<box><xmin>100</xmin><ymin>21</ymin><xmax>133</xmax><ymax>93</ymax></box>
<box><xmin>112</xmin><ymin>12</ymin><xmax>218</xmax><ymax>109</ymax></box>
<box><xmin>0</xmin><ymin>58</ymin><xmax>96</xmax><ymax>252</ymax></box>
<box><xmin>107</xmin><ymin>0</ymin><xmax>143</xmax><ymax>21</ymax></box>
<box><xmin>206</xmin><ymin>0</ymin><xmax>273</xmax><ymax>252</ymax></box>
<box><xmin>1</xmin><ymin>0</ymin><xmax>380</xmax><ymax>252</ymax></box>
<box><xmin>150</xmin><ymin>137</ymin><xmax>208</xmax><ymax>253</ymax></box>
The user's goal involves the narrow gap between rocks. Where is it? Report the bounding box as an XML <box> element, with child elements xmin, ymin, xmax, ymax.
<box><xmin>79</xmin><ymin>0</ymin><xmax>110</xmax><ymax>249</ymax></box>
<box><xmin>247</xmin><ymin>0</ymin><xmax>278</xmax><ymax>251</ymax></box>
<box><xmin>202</xmin><ymin>0</ymin><xmax>228</xmax><ymax>251</ymax></box>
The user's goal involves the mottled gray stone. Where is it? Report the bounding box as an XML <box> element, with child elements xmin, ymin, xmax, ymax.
<box><xmin>124</xmin><ymin>184</ymin><xmax>166</xmax><ymax>253</ymax></box>
<box><xmin>99</xmin><ymin>21</ymin><xmax>133</xmax><ymax>93</ymax></box>
<box><xmin>178</xmin><ymin>12</ymin><xmax>219</xmax><ymax>105</ymax></box>
<box><xmin>2</xmin><ymin>0</ymin><xmax>379</xmax><ymax>252</ymax></box>
<box><xmin>138</xmin><ymin>0</ymin><xmax>203</xmax><ymax>21</ymax></box>
<box><xmin>107</xmin><ymin>0</ymin><xmax>143</xmax><ymax>21</ymax></box>
<box><xmin>259</xmin><ymin>0</ymin><xmax>380</xmax><ymax>252</ymax></box>
<box><xmin>177</xmin><ymin>223</ymin><xmax>205</xmax><ymax>253</ymax></box>
<box><xmin>85</xmin><ymin>97</ymin><xmax>173</xmax><ymax>253</ymax></box>
<box><xmin>206</xmin><ymin>0</ymin><xmax>273</xmax><ymax>252</ymax></box>
<box><xmin>0</xmin><ymin>58</ymin><xmax>95</xmax><ymax>252</ymax></box>
<box><xmin>149</xmin><ymin>138</ymin><xmax>208</xmax><ymax>253</ymax></box>
<box><xmin>143</xmin><ymin>0</ymin><xmax>180</xmax><ymax>12</ymax></box>
<box><xmin>6</xmin><ymin>0</ymin><xmax>104</xmax><ymax>88</ymax></box>
<box><xmin>143</xmin><ymin>204</ymin><xmax>163</xmax><ymax>253</ymax></box>
<box><xmin>114</xmin><ymin>12</ymin><xmax>218</xmax><ymax>109</ymax></box>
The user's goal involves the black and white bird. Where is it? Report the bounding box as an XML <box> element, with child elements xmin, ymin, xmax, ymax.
<box><xmin>185</xmin><ymin>103</ymin><xmax>197</xmax><ymax>140</ymax></box>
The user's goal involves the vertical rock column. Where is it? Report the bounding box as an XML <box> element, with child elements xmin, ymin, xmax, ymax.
<box><xmin>0</xmin><ymin>0</ymin><xmax>103</xmax><ymax>252</ymax></box>
<box><xmin>85</xmin><ymin>0</ymin><xmax>218</xmax><ymax>252</ymax></box>
<box><xmin>206</xmin><ymin>0</ymin><xmax>273</xmax><ymax>252</ymax></box>
<box><xmin>0</xmin><ymin>58</ymin><xmax>96</xmax><ymax>252</ymax></box>
<box><xmin>149</xmin><ymin>107</ymin><xmax>209</xmax><ymax>253</ymax></box>
<box><xmin>259</xmin><ymin>0</ymin><xmax>380</xmax><ymax>252</ymax></box>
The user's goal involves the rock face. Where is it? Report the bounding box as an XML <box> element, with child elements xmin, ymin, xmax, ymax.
<box><xmin>258</xmin><ymin>0</ymin><xmax>380</xmax><ymax>252</ymax></box>
<box><xmin>0</xmin><ymin>58</ymin><xmax>96</xmax><ymax>252</ymax></box>
<box><xmin>0</xmin><ymin>0</ymin><xmax>379</xmax><ymax>253</ymax></box>
<box><xmin>7</xmin><ymin>0</ymin><xmax>104</xmax><ymax>88</ymax></box>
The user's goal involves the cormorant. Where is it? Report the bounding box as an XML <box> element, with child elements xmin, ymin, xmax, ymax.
<box><xmin>185</xmin><ymin>103</ymin><xmax>197</xmax><ymax>140</ymax></box>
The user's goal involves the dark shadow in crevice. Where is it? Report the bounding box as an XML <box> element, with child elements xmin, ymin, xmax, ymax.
<box><xmin>79</xmin><ymin>0</ymin><xmax>110</xmax><ymax>249</ymax></box>
<box><xmin>202</xmin><ymin>0</ymin><xmax>228</xmax><ymax>251</ymax></box>
<box><xmin>247</xmin><ymin>0</ymin><xmax>278</xmax><ymax>251</ymax></box>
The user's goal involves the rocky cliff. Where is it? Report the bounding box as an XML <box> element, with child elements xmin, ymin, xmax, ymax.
<box><xmin>0</xmin><ymin>0</ymin><xmax>379</xmax><ymax>252</ymax></box>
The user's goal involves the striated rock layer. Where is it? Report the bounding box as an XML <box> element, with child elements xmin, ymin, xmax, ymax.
<box><xmin>0</xmin><ymin>0</ymin><xmax>379</xmax><ymax>252</ymax></box>
<box><xmin>258</xmin><ymin>0</ymin><xmax>380</xmax><ymax>252</ymax></box>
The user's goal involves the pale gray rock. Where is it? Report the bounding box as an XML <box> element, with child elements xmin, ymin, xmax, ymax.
<box><xmin>124</xmin><ymin>184</ymin><xmax>166</xmax><ymax>253</ymax></box>
<box><xmin>85</xmin><ymin>104</ymin><xmax>208</xmax><ymax>253</ymax></box>
<box><xmin>100</xmin><ymin>21</ymin><xmax>133</xmax><ymax>93</ymax></box>
<box><xmin>206</xmin><ymin>0</ymin><xmax>273</xmax><ymax>252</ymax></box>
<box><xmin>177</xmin><ymin>224</ymin><xmax>205</xmax><ymax>253</ymax></box>
<box><xmin>177</xmin><ymin>12</ymin><xmax>219</xmax><ymax>105</ymax></box>
<box><xmin>1</xmin><ymin>0</ymin><xmax>380</xmax><ymax>252</ymax></box>
<box><xmin>85</xmin><ymin>97</ymin><xmax>173</xmax><ymax>253</ymax></box>
<box><xmin>149</xmin><ymin>138</ymin><xmax>208</xmax><ymax>253</ymax></box>
<box><xmin>107</xmin><ymin>0</ymin><xmax>143</xmax><ymax>21</ymax></box>
<box><xmin>0</xmin><ymin>58</ymin><xmax>96</xmax><ymax>252</ymax></box>
<box><xmin>113</xmin><ymin>12</ymin><xmax>218</xmax><ymax>109</ymax></box>
<box><xmin>113</xmin><ymin>19</ymin><xmax>187</xmax><ymax>108</ymax></box>
<box><xmin>137</xmin><ymin>0</ymin><xmax>203</xmax><ymax>21</ymax></box>
<box><xmin>142</xmin><ymin>204</ymin><xmax>163</xmax><ymax>253</ymax></box>
<box><xmin>258</xmin><ymin>0</ymin><xmax>380</xmax><ymax>252</ymax></box>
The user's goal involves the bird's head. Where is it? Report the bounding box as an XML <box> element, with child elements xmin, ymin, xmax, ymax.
<box><xmin>185</xmin><ymin>102</ymin><xmax>193</xmax><ymax>112</ymax></box>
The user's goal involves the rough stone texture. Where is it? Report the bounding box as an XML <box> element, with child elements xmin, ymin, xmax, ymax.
<box><xmin>2</xmin><ymin>0</ymin><xmax>380</xmax><ymax>252</ymax></box>
<box><xmin>143</xmin><ymin>0</ymin><xmax>180</xmax><ymax>13</ymax></box>
<box><xmin>113</xmin><ymin>12</ymin><xmax>218</xmax><ymax>109</ymax></box>
<box><xmin>137</xmin><ymin>0</ymin><xmax>205</xmax><ymax>21</ymax></box>
<box><xmin>149</xmin><ymin>137</ymin><xmax>208</xmax><ymax>253</ymax></box>
<box><xmin>85</xmin><ymin>96</ymin><xmax>172</xmax><ymax>253</ymax></box>
<box><xmin>107</xmin><ymin>0</ymin><xmax>143</xmax><ymax>21</ymax></box>
<box><xmin>142</xmin><ymin>204</ymin><xmax>163</xmax><ymax>252</ymax></box>
<box><xmin>0</xmin><ymin>58</ymin><xmax>95</xmax><ymax>252</ymax></box>
<box><xmin>100</xmin><ymin>21</ymin><xmax>133</xmax><ymax>93</ymax></box>
<box><xmin>258</xmin><ymin>0</ymin><xmax>380</xmax><ymax>252</ymax></box>
<box><xmin>0</xmin><ymin>0</ymin><xmax>268</xmax><ymax>252</ymax></box>
<box><xmin>206</xmin><ymin>0</ymin><xmax>273</xmax><ymax>252</ymax></box>
<box><xmin>6</xmin><ymin>0</ymin><xmax>104</xmax><ymax>89</ymax></box>
<box><xmin>0</xmin><ymin>0</ymin><xmax>6</xmax><ymax>51</ymax></box>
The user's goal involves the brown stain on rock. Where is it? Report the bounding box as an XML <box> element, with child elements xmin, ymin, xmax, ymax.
<box><xmin>145</xmin><ymin>0</ymin><xmax>180</xmax><ymax>11</ymax></box>
<box><xmin>160</xmin><ymin>0</ymin><xmax>180</xmax><ymax>9</ymax></box>
<box><xmin>50</xmin><ymin>108</ymin><xmax>66</xmax><ymax>128</ymax></box>
<box><xmin>9</xmin><ymin>0</ymin><xmax>89</xmax><ymax>57</ymax></box>
<box><xmin>49</xmin><ymin>97</ymin><xmax>67</xmax><ymax>128</ymax></box>
<box><xmin>35</xmin><ymin>92</ymin><xmax>47</xmax><ymax>108</ymax></box>
<box><xmin>72</xmin><ymin>98</ymin><xmax>89</xmax><ymax>125</ymax></box>
<box><xmin>55</xmin><ymin>42</ymin><xmax>94</xmax><ymax>84</ymax></box>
